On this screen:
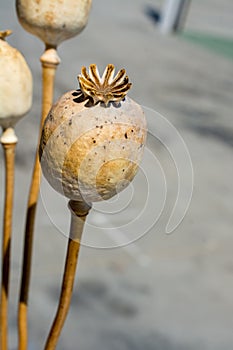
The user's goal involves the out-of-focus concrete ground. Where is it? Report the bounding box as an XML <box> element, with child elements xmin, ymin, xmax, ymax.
<box><xmin>1</xmin><ymin>1</ymin><xmax>233</xmax><ymax>349</ymax></box>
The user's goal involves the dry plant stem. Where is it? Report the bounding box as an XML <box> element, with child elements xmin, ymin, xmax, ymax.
<box><xmin>18</xmin><ymin>45</ymin><xmax>60</xmax><ymax>350</ymax></box>
<box><xmin>0</xmin><ymin>128</ymin><xmax>18</xmax><ymax>350</ymax></box>
<box><xmin>44</xmin><ymin>200</ymin><xmax>91</xmax><ymax>350</ymax></box>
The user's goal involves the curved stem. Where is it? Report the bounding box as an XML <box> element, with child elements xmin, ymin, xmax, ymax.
<box><xmin>18</xmin><ymin>45</ymin><xmax>60</xmax><ymax>350</ymax></box>
<box><xmin>0</xmin><ymin>128</ymin><xmax>17</xmax><ymax>350</ymax></box>
<box><xmin>44</xmin><ymin>200</ymin><xmax>91</xmax><ymax>350</ymax></box>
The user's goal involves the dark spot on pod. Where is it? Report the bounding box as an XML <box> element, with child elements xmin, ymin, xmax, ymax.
<box><xmin>96</xmin><ymin>125</ymin><xmax>99</xmax><ymax>128</ymax></box>
<box><xmin>69</xmin><ymin>119</ymin><xmax>72</xmax><ymax>126</ymax></box>
<box><xmin>131</xmin><ymin>129</ymin><xmax>134</xmax><ymax>132</ymax></box>
<box><xmin>122</xmin><ymin>146</ymin><xmax>125</xmax><ymax>149</ymax></box>
<box><xmin>122</xmin><ymin>169</ymin><xmax>125</xmax><ymax>172</ymax></box>
<box><xmin>100</xmin><ymin>125</ymin><xmax>103</xmax><ymax>129</ymax></box>
<box><xmin>124</xmin><ymin>133</ymin><xmax>128</xmax><ymax>139</ymax></box>
<box><xmin>93</xmin><ymin>140</ymin><xmax>96</xmax><ymax>143</ymax></box>
<box><xmin>49</xmin><ymin>114</ymin><xmax>54</xmax><ymax>121</ymax></box>
<box><xmin>95</xmin><ymin>152</ymin><xmax>97</xmax><ymax>155</ymax></box>
<box><xmin>103</xmin><ymin>145</ymin><xmax>106</xmax><ymax>149</ymax></box>
<box><xmin>65</xmin><ymin>106</ymin><xmax>68</xmax><ymax>109</ymax></box>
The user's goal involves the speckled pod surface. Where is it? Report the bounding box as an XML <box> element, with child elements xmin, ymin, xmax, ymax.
<box><xmin>39</xmin><ymin>64</ymin><xmax>147</xmax><ymax>202</ymax></box>
<box><xmin>16</xmin><ymin>0</ymin><xmax>92</xmax><ymax>46</ymax></box>
<box><xmin>0</xmin><ymin>32</ymin><xmax>32</xmax><ymax>129</ymax></box>
<box><xmin>39</xmin><ymin>90</ymin><xmax>147</xmax><ymax>202</ymax></box>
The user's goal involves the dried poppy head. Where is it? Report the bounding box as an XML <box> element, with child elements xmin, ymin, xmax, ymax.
<box><xmin>39</xmin><ymin>64</ymin><xmax>147</xmax><ymax>202</ymax></box>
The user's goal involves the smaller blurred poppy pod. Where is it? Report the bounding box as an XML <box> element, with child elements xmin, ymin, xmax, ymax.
<box><xmin>39</xmin><ymin>64</ymin><xmax>147</xmax><ymax>202</ymax></box>
<box><xmin>16</xmin><ymin>0</ymin><xmax>92</xmax><ymax>47</ymax></box>
<box><xmin>0</xmin><ymin>30</ymin><xmax>32</xmax><ymax>129</ymax></box>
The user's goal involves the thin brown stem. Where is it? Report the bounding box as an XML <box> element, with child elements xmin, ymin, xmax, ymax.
<box><xmin>0</xmin><ymin>128</ymin><xmax>17</xmax><ymax>350</ymax></box>
<box><xmin>18</xmin><ymin>46</ymin><xmax>60</xmax><ymax>350</ymax></box>
<box><xmin>44</xmin><ymin>200</ymin><xmax>91</xmax><ymax>350</ymax></box>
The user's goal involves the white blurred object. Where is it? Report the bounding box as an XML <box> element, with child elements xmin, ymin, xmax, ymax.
<box><xmin>160</xmin><ymin>0</ymin><xmax>191</xmax><ymax>34</ymax></box>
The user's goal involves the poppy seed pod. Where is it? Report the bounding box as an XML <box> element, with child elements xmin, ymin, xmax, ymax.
<box><xmin>16</xmin><ymin>0</ymin><xmax>92</xmax><ymax>47</ymax></box>
<box><xmin>0</xmin><ymin>30</ymin><xmax>32</xmax><ymax>129</ymax></box>
<box><xmin>39</xmin><ymin>64</ymin><xmax>147</xmax><ymax>202</ymax></box>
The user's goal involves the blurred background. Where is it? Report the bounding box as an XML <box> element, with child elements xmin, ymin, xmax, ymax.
<box><xmin>1</xmin><ymin>0</ymin><xmax>233</xmax><ymax>349</ymax></box>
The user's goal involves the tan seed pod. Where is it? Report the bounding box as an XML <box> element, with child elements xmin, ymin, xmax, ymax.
<box><xmin>16</xmin><ymin>0</ymin><xmax>92</xmax><ymax>47</ymax></box>
<box><xmin>39</xmin><ymin>64</ymin><xmax>147</xmax><ymax>202</ymax></box>
<box><xmin>0</xmin><ymin>30</ymin><xmax>32</xmax><ymax>129</ymax></box>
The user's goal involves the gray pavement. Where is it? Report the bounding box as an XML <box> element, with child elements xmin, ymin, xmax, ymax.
<box><xmin>1</xmin><ymin>1</ymin><xmax>233</xmax><ymax>349</ymax></box>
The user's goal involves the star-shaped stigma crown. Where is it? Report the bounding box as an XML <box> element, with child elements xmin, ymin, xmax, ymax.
<box><xmin>78</xmin><ymin>64</ymin><xmax>132</xmax><ymax>106</ymax></box>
